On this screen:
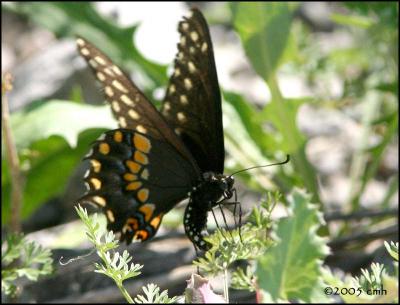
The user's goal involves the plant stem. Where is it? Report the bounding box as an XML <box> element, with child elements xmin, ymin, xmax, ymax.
<box><xmin>2</xmin><ymin>72</ymin><xmax>24</xmax><ymax>233</ymax></box>
<box><xmin>117</xmin><ymin>282</ymin><xmax>134</xmax><ymax>303</ymax></box>
<box><xmin>223</xmin><ymin>267</ymin><xmax>229</xmax><ymax>302</ymax></box>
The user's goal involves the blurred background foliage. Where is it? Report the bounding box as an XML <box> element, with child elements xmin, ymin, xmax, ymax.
<box><xmin>2</xmin><ymin>0</ymin><xmax>397</xmax><ymax>259</ymax></box>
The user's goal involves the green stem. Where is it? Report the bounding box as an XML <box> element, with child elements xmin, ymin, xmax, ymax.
<box><xmin>97</xmin><ymin>250</ymin><xmax>134</xmax><ymax>303</ymax></box>
<box><xmin>117</xmin><ymin>281</ymin><xmax>134</xmax><ymax>304</ymax></box>
<box><xmin>223</xmin><ymin>267</ymin><xmax>229</xmax><ymax>302</ymax></box>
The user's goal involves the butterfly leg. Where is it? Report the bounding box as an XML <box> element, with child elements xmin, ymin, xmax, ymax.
<box><xmin>217</xmin><ymin>188</ymin><xmax>244</xmax><ymax>244</ymax></box>
<box><xmin>211</xmin><ymin>204</ymin><xmax>233</xmax><ymax>245</ymax></box>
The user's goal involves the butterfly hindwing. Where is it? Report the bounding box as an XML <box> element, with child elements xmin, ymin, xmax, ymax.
<box><xmin>161</xmin><ymin>9</ymin><xmax>225</xmax><ymax>174</ymax></box>
<box><xmin>80</xmin><ymin>129</ymin><xmax>198</xmax><ymax>243</ymax></box>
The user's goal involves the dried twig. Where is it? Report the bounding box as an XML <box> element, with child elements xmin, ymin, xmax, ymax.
<box><xmin>328</xmin><ymin>224</ymin><xmax>398</xmax><ymax>249</ymax></box>
<box><xmin>325</xmin><ymin>208</ymin><xmax>398</xmax><ymax>222</ymax></box>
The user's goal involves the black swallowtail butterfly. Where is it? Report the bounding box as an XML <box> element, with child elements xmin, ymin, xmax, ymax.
<box><xmin>77</xmin><ymin>8</ymin><xmax>234</xmax><ymax>250</ymax></box>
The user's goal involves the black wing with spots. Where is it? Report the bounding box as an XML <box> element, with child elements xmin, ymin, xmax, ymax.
<box><xmin>79</xmin><ymin>129</ymin><xmax>198</xmax><ymax>243</ymax></box>
<box><xmin>76</xmin><ymin>37</ymin><xmax>203</xmax><ymax>243</ymax></box>
<box><xmin>76</xmin><ymin>37</ymin><xmax>198</xmax><ymax>170</ymax></box>
<box><xmin>160</xmin><ymin>9</ymin><xmax>224</xmax><ymax>174</ymax></box>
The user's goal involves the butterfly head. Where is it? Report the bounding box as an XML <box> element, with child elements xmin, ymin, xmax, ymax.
<box><xmin>201</xmin><ymin>172</ymin><xmax>234</xmax><ymax>201</ymax></box>
<box><xmin>220</xmin><ymin>175</ymin><xmax>234</xmax><ymax>199</ymax></box>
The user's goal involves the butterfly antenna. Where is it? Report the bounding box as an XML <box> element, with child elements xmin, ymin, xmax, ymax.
<box><xmin>229</xmin><ymin>154</ymin><xmax>290</xmax><ymax>178</ymax></box>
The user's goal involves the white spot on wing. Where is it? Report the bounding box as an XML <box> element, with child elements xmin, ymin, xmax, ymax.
<box><xmin>164</xmin><ymin>102</ymin><xmax>171</xmax><ymax>110</ymax></box>
<box><xmin>112</xmin><ymin>80</ymin><xmax>128</xmax><ymax>93</ymax></box>
<box><xmin>136</xmin><ymin>125</ymin><xmax>147</xmax><ymax>133</ymax></box>
<box><xmin>119</xmin><ymin>117</ymin><xmax>127</xmax><ymax>127</ymax></box>
<box><xmin>121</xmin><ymin>94</ymin><xmax>134</xmax><ymax>106</ymax></box>
<box><xmin>177</xmin><ymin>112</ymin><xmax>187</xmax><ymax>123</ymax></box>
<box><xmin>190</xmin><ymin>31</ymin><xmax>199</xmax><ymax>42</ymax></box>
<box><xmin>188</xmin><ymin>61</ymin><xmax>196</xmax><ymax>73</ymax></box>
<box><xmin>184</xmin><ymin>78</ymin><xmax>193</xmax><ymax>90</ymax></box>
<box><xmin>201</xmin><ymin>42</ymin><xmax>208</xmax><ymax>53</ymax></box>
<box><xmin>180</xmin><ymin>36</ymin><xmax>186</xmax><ymax>46</ymax></box>
<box><xmin>95</xmin><ymin>56</ymin><xmax>106</xmax><ymax>65</ymax></box>
<box><xmin>77</xmin><ymin>38</ymin><xmax>85</xmax><ymax>46</ymax></box>
<box><xmin>96</xmin><ymin>72</ymin><xmax>106</xmax><ymax>81</ymax></box>
<box><xmin>105</xmin><ymin>86</ymin><xmax>114</xmax><ymax>97</ymax></box>
<box><xmin>182</xmin><ymin>22</ymin><xmax>189</xmax><ymax>31</ymax></box>
<box><xmin>112</xmin><ymin>101</ymin><xmax>121</xmax><ymax>112</ymax></box>
<box><xmin>180</xmin><ymin>95</ymin><xmax>188</xmax><ymax>105</ymax></box>
<box><xmin>169</xmin><ymin>84</ymin><xmax>176</xmax><ymax>94</ymax></box>
<box><xmin>88</xmin><ymin>59</ymin><xmax>98</xmax><ymax>68</ymax></box>
<box><xmin>128</xmin><ymin>109</ymin><xmax>139</xmax><ymax>119</ymax></box>
<box><xmin>80</xmin><ymin>48</ymin><xmax>90</xmax><ymax>56</ymax></box>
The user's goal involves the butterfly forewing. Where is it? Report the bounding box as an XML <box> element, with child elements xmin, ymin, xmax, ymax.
<box><xmin>160</xmin><ymin>9</ymin><xmax>225</xmax><ymax>174</ymax></box>
<box><xmin>76</xmin><ymin>37</ymin><xmax>197</xmax><ymax>168</ymax></box>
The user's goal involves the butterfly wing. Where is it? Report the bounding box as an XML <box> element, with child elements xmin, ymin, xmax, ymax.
<box><xmin>76</xmin><ymin>37</ymin><xmax>198</xmax><ymax>171</ymax></box>
<box><xmin>160</xmin><ymin>9</ymin><xmax>225</xmax><ymax>174</ymax></box>
<box><xmin>80</xmin><ymin>129</ymin><xmax>198</xmax><ymax>243</ymax></box>
<box><xmin>76</xmin><ymin>38</ymin><xmax>201</xmax><ymax>243</ymax></box>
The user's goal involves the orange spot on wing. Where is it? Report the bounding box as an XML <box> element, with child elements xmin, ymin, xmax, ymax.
<box><xmin>139</xmin><ymin>204</ymin><xmax>155</xmax><ymax>222</ymax></box>
<box><xmin>114</xmin><ymin>131</ymin><xmax>123</xmax><ymax>142</ymax></box>
<box><xmin>126</xmin><ymin>181</ymin><xmax>142</xmax><ymax>191</ymax></box>
<box><xmin>150</xmin><ymin>214</ymin><xmax>163</xmax><ymax>230</ymax></box>
<box><xmin>123</xmin><ymin>173</ymin><xmax>137</xmax><ymax>181</ymax></box>
<box><xmin>99</xmin><ymin>143</ymin><xmax>110</xmax><ymax>155</ymax></box>
<box><xmin>126</xmin><ymin>217</ymin><xmax>139</xmax><ymax>231</ymax></box>
<box><xmin>134</xmin><ymin>151</ymin><xmax>148</xmax><ymax>165</ymax></box>
<box><xmin>134</xmin><ymin>133</ymin><xmax>151</xmax><ymax>153</ymax></box>
<box><xmin>134</xmin><ymin>230</ymin><xmax>149</xmax><ymax>241</ymax></box>
<box><xmin>126</xmin><ymin>160</ymin><xmax>141</xmax><ymax>173</ymax></box>
<box><xmin>90</xmin><ymin>160</ymin><xmax>101</xmax><ymax>173</ymax></box>
<box><xmin>138</xmin><ymin>189</ymin><xmax>149</xmax><ymax>202</ymax></box>
<box><xmin>90</xmin><ymin>178</ymin><xmax>102</xmax><ymax>190</ymax></box>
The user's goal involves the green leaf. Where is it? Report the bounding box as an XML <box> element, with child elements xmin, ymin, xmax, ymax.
<box><xmin>2</xmin><ymin>128</ymin><xmax>107</xmax><ymax>223</ymax></box>
<box><xmin>2</xmin><ymin>100</ymin><xmax>118</xmax><ymax>222</ymax></box>
<box><xmin>223</xmin><ymin>91</ymin><xmax>278</xmax><ymax>153</ymax></box>
<box><xmin>256</xmin><ymin>189</ymin><xmax>329</xmax><ymax>302</ymax></box>
<box><xmin>330</xmin><ymin>13</ymin><xmax>375</xmax><ymax>28</ymax></box>
<box><xmin>2</xmin><ymin>233</ymin><xmax>53</xmax><ymax>296</ymax></box>
<box><xmin>231</xmin><ymin>2</ymin><xmax>297</xmax><ymax>81</ymax></box>
<box><xmin>384</xmin><ymin>241</ymin><xmax>398</xmax><ymax>261</ymax></box>
<box><xmin>222</xmin><ymin>96</ymin><xmax>279</xmax><ymax>191</ymax></box>
<box><xmin>10</xmin><ymin>100</ymin><xmax>116</xmax><ymax>149</ymax></box>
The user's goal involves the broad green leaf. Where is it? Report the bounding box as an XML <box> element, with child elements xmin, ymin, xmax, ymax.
<box><xmin>230</xmin><ymin>2</ymin><xmax>297</xmax><ymax>81</ymax></box>
<box><xmin>231</xmin><ymin>2</ymin><xmax>320</xmax><ymax>203</ymax></box>
<box><xmin>222</xmin><ymin>97</ymin><xmax>279</xmax><ymax>191</ymax></box>
<box><xmin>223</xmin><ymin>91</ymin><xmax>278</xmax><ymax>153</ymax></box>
<box><xmin>9</xmin><ymin>100</ymin><xmax>116</xmax><ymax>149</ymax></box>
<box><xmin>2</xmin><ymin>129</ymin><xmax>106</xmax><ymax>223</ymax></box>
<box><xmin>256</xmin><ymin>189</ymin><xmax>329</xmax><ymax>302</ymax></box>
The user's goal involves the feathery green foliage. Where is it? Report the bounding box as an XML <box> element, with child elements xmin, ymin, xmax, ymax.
<box><xmin>75</xmin><ymin>205</ymin><xmax>176</xmax><ymax>303</ymax></box>
<box><xmin>1</xmin><ymin>233</ymin><xmax>53</xmax><ymax>296</ymax></box>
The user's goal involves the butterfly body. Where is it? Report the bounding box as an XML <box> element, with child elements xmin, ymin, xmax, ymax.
<box><xmin>184</xmin><ymin>173</ymin><xmax>234</xmax><ymax>249</ymax></box>
<box><xmin>77</xmin><ymin>9</ymin><xmax>232</xmax><ymax>250</ymax></box>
